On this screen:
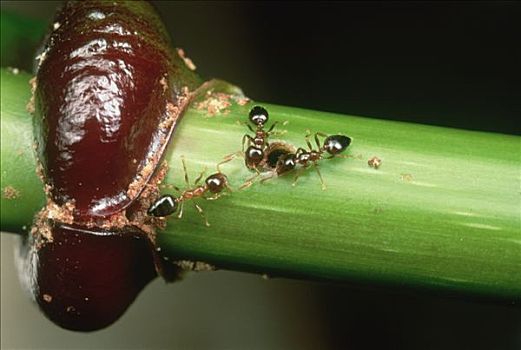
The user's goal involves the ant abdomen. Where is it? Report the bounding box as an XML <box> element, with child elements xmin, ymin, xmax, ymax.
<box><xmin>323</xmin><ymin>135</ymin><xmax>352</xmax><ymax>155</ymax></box>
<box><xmin>147</xmin><ymin>195</ymin><xmax>177</xmax><ymax>217</ymax></box>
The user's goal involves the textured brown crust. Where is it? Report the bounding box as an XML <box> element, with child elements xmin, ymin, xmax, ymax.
<box><xmin>2</xmin><ymin>186</ymin><xmax>20</xmax><ymax>200</ymax></box>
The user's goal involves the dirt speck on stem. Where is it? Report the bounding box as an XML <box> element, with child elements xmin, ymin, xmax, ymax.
<box><xmin>3</xmin><ymin>186</ymin><xmax>20</xmax><ymax>199</ymax></box>
<box><xmin>176</xmin><ymin>48</ymin><xmax>197</xmax><ymax>71</ymax></box>
<box><xmin>368</xmin><ymin>156</ymin><xmax>382</xmax><ymax>169</ymax></box>
<box><xmin>159</xmin><ymin>75</ymin><xmax>168</xmax><ymax>93</ymax></box>
<box><xmin>26</xmin><ymin>77</ymin><xmax>37</xmax><ymax>114</ymax></box>
<box><xmin>400</xmin><ymin>173</ymin><xmax>414</xmax><ymax>182</ymax></box>
<box><xmin>196</xmin><ymin>90</ymin><xmax>233</xmax><ymax>117</ymax></box>
<box><xmin>233</xmin><ymin>96</ymin><xmax>250</xmax><ymax>106</ymax></box>
<box><xmin>174</xmin><ymin>260</ymin><xmax>216</xmax><ymax>272</ymax></box>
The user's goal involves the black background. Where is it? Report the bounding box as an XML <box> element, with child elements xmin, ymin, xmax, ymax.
<box><xmin>157</xmin><ymin>1</ymin><xmax>520</xmax><ymax>135</ymax></box>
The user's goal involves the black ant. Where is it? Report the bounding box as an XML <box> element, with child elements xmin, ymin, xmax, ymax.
<box><xmin>242</xmin><ymin>105</ymin><xmax>279</xmax><ymax>170</ymax></box>
<box><xmin>260</xmin><ymin>131</ymin><xmax>352</xmax><ymax>190</ymax></box>
<box><xmin>147</xmin><ymin>157</ymin><xmax>232</xmax><ymax>226</ymax></box>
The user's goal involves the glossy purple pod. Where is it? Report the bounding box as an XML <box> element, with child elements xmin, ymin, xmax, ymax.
<box><xmin>18</xmin><ymin>223</ymin><xmax>157</xmax><ymax>331</ymax></box>
<box><xmin>22</xmin><ymin>0</ymin><xmax>202</xmax><ymax>331</ymax></box>
<box><xmin>33</xmin><ymin>0</ymin><xmax>201</xmax><ymax>219</ymax></box>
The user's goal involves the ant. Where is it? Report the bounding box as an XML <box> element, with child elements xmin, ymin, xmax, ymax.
<box><xmin>260</xmin><ymin>131</ymin><xmax>352</xmax><ymax>190</ymax></box>
<box><xmin>242</xmin><ymin>105</ymin><xmax>279</xmax><ymax>170</ymax></box>
<box><xmin>147</xmin><ymin>157</ymin><xmax>232</xmax><ymax>226</ymax></box>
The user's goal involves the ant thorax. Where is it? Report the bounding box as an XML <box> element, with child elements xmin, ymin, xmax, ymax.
<box><xmin>253</xmin><ymin>130</ymin><xmax>266</xmax><ymax>147</ymax></box>
<box><xmin>182</xmin><ymin>187</ymin><xmax>205</xmax><ymax>200</ymax></box>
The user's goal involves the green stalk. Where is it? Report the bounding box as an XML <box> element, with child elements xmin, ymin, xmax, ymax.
<box><xmin>1</xmin><ymin>68</ymin><xmax>520</xmax><ymax>300</ymax></box>
<box><xmin>0</xmin><ymin>11</ymin><xmax>47</xmax><ymax>70</ymax></box>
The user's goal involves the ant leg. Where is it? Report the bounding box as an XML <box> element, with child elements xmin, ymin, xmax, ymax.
<box><xmin>292</xmin><ymin>168</ymin><xmax>302</xmax><ymax>187</ymax></box>
<box><xmin>222</xmin><ymin>151</ymin><xmax>243</xmax><ymax>164</ymax></box>
<box><xmin>295</xmin><ymin>147</ymin><xmax>307</xmax><ymax>156</ymax></box>
<box><xmin>242</xmin><ymin>135</ymin><xmax>255</xmax><ymax>152</ymax></box>
<box><xmin>333</xmin><ymin>154</ymin><xmax>358</xmax><ymax>160</ymax></box>
<box><xmin>216</xmin><ymin>155</ymin><xmax>235</xmax><ymax>173</ymax></box>
<box><xmin>165</xmin><ymin>184</ymin><xmax>182</xmax><ymax>193</ymax></box>
<box><xmin>220</xmin><ymin>179</ymin><xmax>234</xmax><ymax>194</ymax></box>
<box><xmin>270</xmin><ymin>121</ymin><xmax>289</xmax><ymax>137</ymax></box>
<box><xmin>224</xmin><ymin>183</ymin><xmax>234</xmax><ymax>193</ymax></box>
<box><xmin>206</xmin><ymin>193</ymin><xmax>222</xmax><ymax>201</ymax></box>
<box><xmin>193</xmin><ymin>202</ymin><xmax>210</xmax><ymax>227</ymax></box>
<box><xmin>314</xmin><ymin>132</ymin><xmax>328</xmax><ymax>149</ymax></box>
<box><xmin>177</xmin><ymin>200</ymin><xmax>185</xmax><ymax>219</ymax></box>
<box><xmin>238</xmin><ymin>120</ymin><xmax>255</xmax><ymax>132</ymax></box>
<box><xmin>181</xmin><ymin>157</ymin><xmax>191</xmax><ymax>187</ymax></box>
<box><xmin>194</xmin><ymin>167</ymin><xmax>207</xmax><ymax>185</ymax></box>
<box><xmin>313</xmin><ymin>162</ymin><xmax>327</xmax><ymax>190</ymax></box>
<box><xmin>267</xmin><ymin>121</ymin><xmax>278</xmax><ymax>133</ymax></box>
<box><xmin>304</xmin><ymin>131</ymin><xmax>314</xmax><ymax>151</ymax></box>
<box><xmin>266</xmin><ymin>121</ymin><xmax>280</xmax><ymax>135</ymax></box>
<box><xmin>260</xmin><ymin>171</ymin><xmax>277</xmax><ymax>184</ymax></box>
<box><xmin>240</xmin><ymin>168</ymin><xmax>261</xmax><ymax>190</ymax></box>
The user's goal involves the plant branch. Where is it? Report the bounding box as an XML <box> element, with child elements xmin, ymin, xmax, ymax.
<box><xmin>1</xmin><ymin>68</ymin><xmax>520</xmax><ymax>300</ymax></box>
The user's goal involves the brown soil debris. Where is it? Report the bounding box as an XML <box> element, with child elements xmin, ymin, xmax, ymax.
<box><xmin>26</xmin><ymin>77</ymin><xmax>37</xmax><ymax>114</ymax></box>
<box><xmin>127</xmin><ymin>159</ymin><xmax>155</xmax><ymax>201</ymax></box>
<box><xmin>368</xmin><ymin>156</ymin><xmax>382</xmax><ymax>169</ymax></box>
<box><xmin>174</xmin><ymin>260</ymin><xmax>216</xmax><ymax>272</ymax></box>
<box><xmin>3</xmin><ymin>186</ymin><xmax>20</xmax><ymax>199</ymax></box>
<box><xmin>176</xmin><ymin>48</ymin><xmax>197</xmax><ymax>71</ymax></box>
<box><xmin>400</xmin><ymin>173</ymin><xmax>414</xmax><ymax>182</ymax></box>
<box><xmin>30</xmin><ymin>211</ymin><xmax>53</xmax><ymax>244</ymax></box>
<box><xmin>233</xmin><ymin>96</ymin><xmax>250</xmax><ymax>106</ymax></box>
<box><xmin>46</xmin><ymin>199</ymin><xmax>75</xmax><ymax>225</ymax></box>
<box><xmin>195</xmin><ymin>90</ymin><xmax>232</xmax><ymax>117</ymax></box>
<box><xmin>159</xmin><ymin>75</ymin><xmax>168</xmax><ymax>93</ymax></box>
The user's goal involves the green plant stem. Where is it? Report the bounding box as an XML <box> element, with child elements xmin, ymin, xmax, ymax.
<box><xmin>1</xmin><ymin>68</ymin><xmax>520</xmax><ymax>300</ymax></box>
<box><xmin>0</xmin><ymin>11</ymin><xmax>47</xmax><ymax>70</ymax></box>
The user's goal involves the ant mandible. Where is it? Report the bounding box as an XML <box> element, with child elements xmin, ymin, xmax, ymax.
<box><xmin>147</xmin><ymin>157</ymin><xmax>232</xmax><ymax>226</ymax></box>
<box><xmin>262</xmin><ymin>131</ymin><xmax>352</xmax><ymax>190</ymax></box>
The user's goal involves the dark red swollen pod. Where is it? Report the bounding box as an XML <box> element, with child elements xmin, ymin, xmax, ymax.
<box><xmin>19</xmin><ymin>0</ymin><xmax>202</xmax><ymax>331</ymax></box>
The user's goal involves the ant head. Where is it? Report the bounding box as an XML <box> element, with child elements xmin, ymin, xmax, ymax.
<box><xmin>206</xmin><ymin>173</ymin><xmax>229</xmax><ymax>193</ymax></box>
<box><xmin>148</xmin><ymin>195</ymin><xmax>177</xmax><ymax>217</ymax></box>
<box><xmin>276</xmin><ymin>154</ymin><xmax>297</xmax><ymax>175</ymax></box>
<box><xmin>323</xmin><ymin>135</ymin><xmax>352</xmax><ymax>155</ymax></box>
<box><xmin>249</xmin><ymin>106</ymin><xmax>269</xmax><ymax>126</ymax></box>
